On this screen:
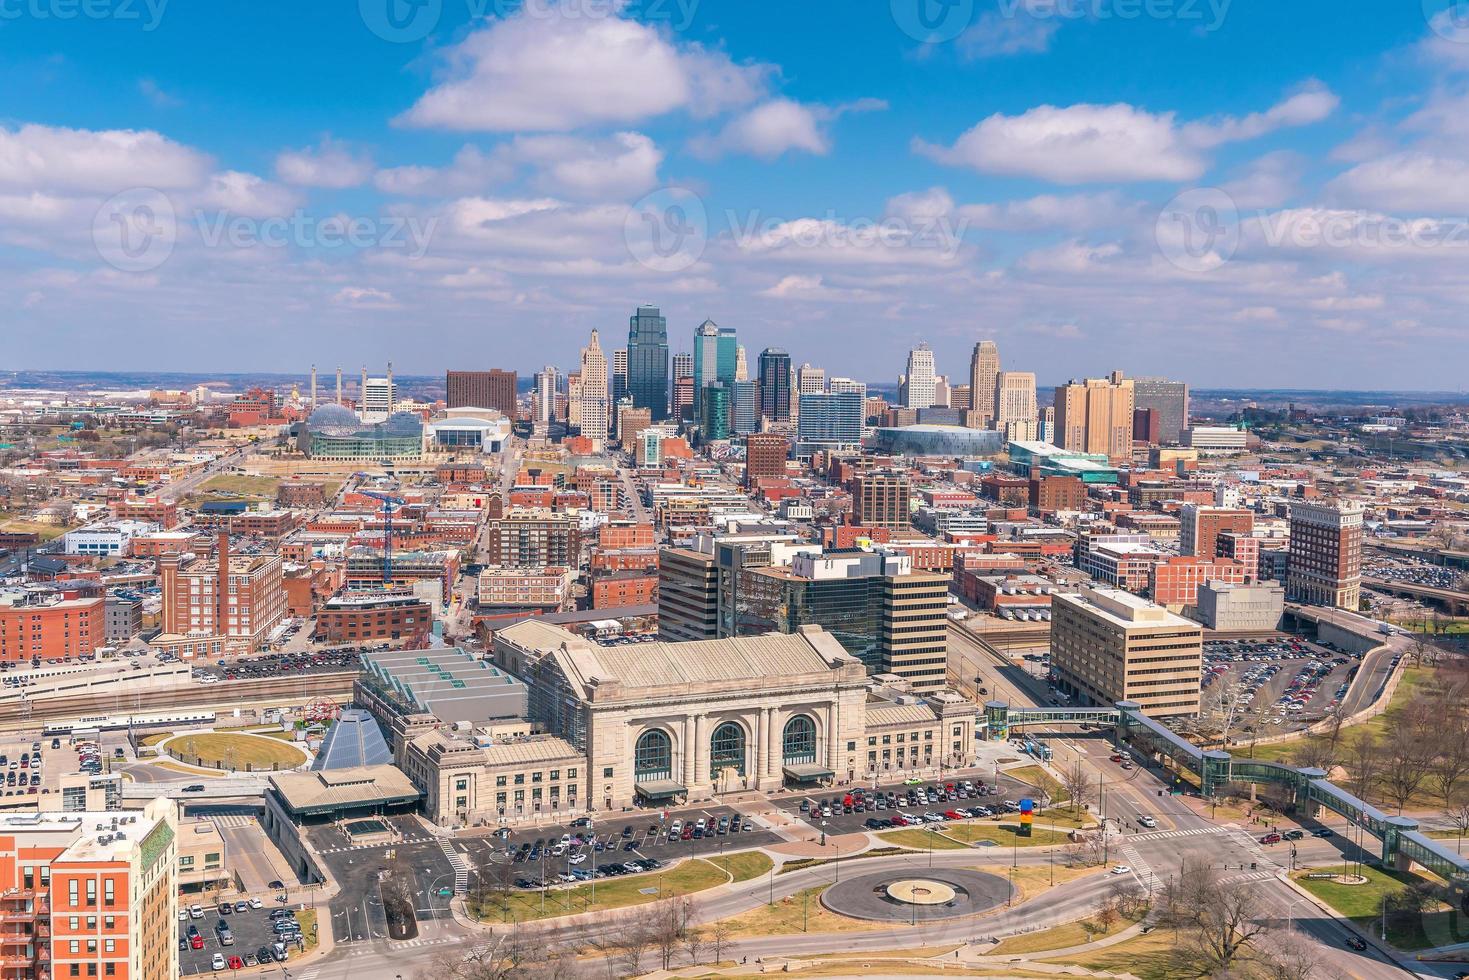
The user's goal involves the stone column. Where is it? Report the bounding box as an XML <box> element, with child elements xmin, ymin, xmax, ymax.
<box><xmin>766</xmin><ymin>708</ymin><xmax>780</xmax><ymax>779</ymax></box>
<box><xmin>825</xmin><ymin>704</ymin><xmax>841</xmax><ymax>775</ymax></box>
<box><xmin>753</xmin><ymin>709</ymin><xmax>765</xmax><ymax>786</ymax></box>
<box><xmin>694</xmin><ymin>714</ymin><xmax>709</xmax><ymax>789</ymax></box>
<box><xmin>681</xmin><ymin>716</ymin><xmax>695</xmax><ymax>788</ymax></box>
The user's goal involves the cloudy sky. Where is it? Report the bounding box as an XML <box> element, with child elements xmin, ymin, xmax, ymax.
<box><xmin>4</xmin><ymin>0</ymin><xmax>1469</xmax><ymax>389</ymax></box>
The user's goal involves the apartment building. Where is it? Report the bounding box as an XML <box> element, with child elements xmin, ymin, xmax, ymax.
<box><xmin>157</xmin><ymin>534</ymin><xmax>286</xmax><ymax>653</ymax></box>
<box><xmin>477</xmin><ymin>567</ymin><xmax>574</xmax><ymax>611</ymax></box>
<box><xmin>1179</xmin><ymin>505</ymin><xmax>1255</xmax><ymax>559</ymax></box>
<box><xmin>483</xmin><ymin>509</ymin><xmax>581</xmax><ymax>568</ymax></box>
<box><xmin>851</xmin><ymin>473</ymin><xmax>912</xmax><ymax>531</ymax></box>
<box><xmin>1149</xmin><ymin>556</ymin><xmax>1249</xmax><ymax>611</ymax></box>
<box><xmin>315</xmin><ymin>591</ymin><xmax>432</xmax><ymax>643</ymax></box>
<box><xmin>1051</xmin><ymin>587</ymin><xmax>1202</xmax><ymax>718</ymax></box>
<box><xmin>0</xmin><ymin>798</ymin><xmax>178</xmax><ymax>980</ymax></box>
<box><xmin>0</xmin><ymin>594</ymin><xmax>103</xmax><ymax>662</ymax></box>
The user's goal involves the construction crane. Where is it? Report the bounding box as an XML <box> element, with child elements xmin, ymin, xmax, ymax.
<box><xmin>353</xmin><ymin>476</ymin><xmax>406</xmax><ymax>585</ymax></box>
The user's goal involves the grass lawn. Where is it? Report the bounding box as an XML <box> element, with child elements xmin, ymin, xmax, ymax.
<box><xmin>152</xmin><ymin>760</ymin><xmax>227</xmax><ymax>778</ymax></box>
<box><xmin>481</xmin><ymin>858</ymin><xmax>728</xmax><ymax>923</ymax></box>
<box><xmin>877</xmin><ymin>828</ymin><xmax>971</xmax><ymax>851</ymax></box>
<box><xmin>713</xmin><ymin>851</ymin><xmax>774</xmax><ymax>883</ymax></box>
<box><xmin>943</xmin><ymin>823</ymin><xmax>1070</xmax><ymax>848</ymax></box>
<box><xmin>197</xmin><ymin>474</ymin><xmax>281</xmax><ymax>499</ymax></box>
<box><xmin>166</xmin><ymin>733</ymin><xmax>306</xmax><ymax>770</ymax></box>
<box><xmin>709</xmin><ymin>885</ymin><xmax>883</xmax><ymax>938</ymax></box>
<box><xmin>0</xmin><ymin>520</ymin><xmax>68</xmax><ymax>542</ymax></box>
<box><xmin>297</xmin><ymin>909</ymin><xmax>319</xmax><ymax>952</ymax></box>
<box><xmin>990</xmin><ymin>907</ymin><xmax>1145</xmax><ymax>955</ymax></box>
<box><xmin>1293</xmin><ymin>866</ymin><xmax>1469</xmax><ymax>950</ymax></box>
<box><xmin>1009</xmin><ymin>864</ymin><xmax>1103</xmax><ymax>903</ymax></box>
<box><xmin>1044</xmin><ymin>928</ymin><xmax>1196</xmax><ymax>980</ymax></box>
<box><xmin>1033</xmin><ymin>807</ymin><xmax>1097</xmax><ymax>829</ymax></box>
<box><xmin>1245</xmin><ymin>667</ymin><xmax>1433</xmax><ymax>766</ymax></box>
<box><xmin>1007</xmin><ymin>765</ymin><xmax>1068</xmax><ymax>804</ymax></box>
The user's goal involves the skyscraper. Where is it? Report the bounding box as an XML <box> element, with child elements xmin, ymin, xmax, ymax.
<box><xmin>797</xmin><ymin>363</ymin><xmax>826</xmax><ymax>397</ymax></box>
<box><xmin>734</xmin><ymin>344</ymin><xmax>749</xmax><ymax>382</ymax></box>
<box><xmin>701</xmin><ymin>384</ymin><xmax>731</xmax><ymax>441</ymax></box>
<box><xmin>1053</xmin><ymin>371</ymin><xmax>1135</xmax><ymax>461</ymax></box>
<box><xmin>534</xmin><ymin>365</ymin><xmax>559</xmax><ymax>424</ymax></box>
<box><xmin>902</xmin><ymin>343</ymin><xmax>936</xmax><ymax>409</ymax></box>
<box><xmin>969</xmin><ymin>340</ymin><xmax>1000</xmax><ymax>425</ymax></box>
<box><xmin>693</xmin><ymin>319</ymin><xmax>737</xmax><ymax>418</ymax></box>
<box><xmin>579</xmin><ymin>328</ymin><xmax>609</xmax><ymax>445</ymax></box>
<box><xmin>994</xmin><ymin>371</ymin><xmax>1037</xmax><ymax>440</ymax></box>
<box><xmin>1132</xmin><ymin>377</ymin><xmax>1191</xmax><ymax>444</ymax></box>
<box><xmin>757</xmin><ymin>347</ymin><xmax>791</xmax><ymax>422</ymax></box>
<box><xmin>731</xmin><ymin>380</ymin><xmax>759</xmax><ymax>435</ymax></box>
<box><xmin>1287</xmin><ymin>500</ymin><xmax>1363</xmax><ymax>609</ymax></box>
<box><xmin>796</xmin><ymin>391</ymin><xmax>864</xmax><ymax>449</ymax></box>
<box><xmin>627</xmin><ymin>305</ymin><xmax>669</xmax><ymax>420</ymax></box>
<box><xmin>671</xmin><ymin>350</ymin><xmax>693</xmax><ymax>384</ymax></box>
<box><xmin>611</xmin><ymin>348</ymin><xmax>628</xmax><ymax>404</ymax></box>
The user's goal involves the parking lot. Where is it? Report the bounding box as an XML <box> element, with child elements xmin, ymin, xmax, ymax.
<box><xmin>1201</xmin><ymin>638</ymin><xmax>1357</xmax><ymax>731</ymax></box>
<box><xmin>177</xmin><ymin>898</ymin><xmax>307</xmax><ymax>976</ymax></box>
<box><xmin>194</xmin><ymin>649</ymin><xmax>361</xmax><ymax>682</ymax></box>
<box><xmin>771</xmin><ymin>773</ymin><xmax>1039</xmax><ymax>837</ymax></box>
<box><xmin>1364</xmin><ymin>555</ymin><xmax>1462</xmax><ymax>590</ymax></box>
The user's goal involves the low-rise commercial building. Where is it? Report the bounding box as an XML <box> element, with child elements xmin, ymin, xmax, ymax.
<box><xmin>315</xmin><ymin>590</ymin><xmax>432</xmax><ymax>643</ymax></box>
<box><xmin>1194</xmin><ymin>580</ymin><xmax>1286</xmax><ymax>632</ymax></box>
<box><xmin>0</xmin><ymin>593</ymin><xmax>103</xmax><ymax>661</ymax></box>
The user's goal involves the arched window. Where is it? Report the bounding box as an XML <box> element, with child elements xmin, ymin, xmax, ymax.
<box><xmin>710</xmin><ymin>722</ymin><xmax>747</xmax><ymax>776</ymax></box>
<box><xmin>783</xmin><ymin>715</ymin><xmax>817</xmax><ymax>765</ymax></box>
<box><xmin>634</xmin><ymin>729</ymin><xmax>672</xmax><ymax>781</ymax></box>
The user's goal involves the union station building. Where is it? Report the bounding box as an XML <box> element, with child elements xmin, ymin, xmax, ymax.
<box><xmin>390</xmin><ymin>621</ymin><xmax>980</xmax><ymax>825</ymax></box>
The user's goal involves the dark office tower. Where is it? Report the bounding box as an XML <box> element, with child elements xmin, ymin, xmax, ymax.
<box><xmin>1132</xmin><ymin>377</ymin><xmax>1190</xmax><ymax>445</ymax></box>
<box><xmin>757</xmin><ymin>347</ymin><xmax>791</xmax><ymax>422</ymax></box>
<box><xmin>627</xmin><ymin>305</ymin><xmax>669</xmax><ymax>420</ymax></box>
<box><xmin>446</xmin><ymin>370</ymin><xmax>517</xmax><ymax>416</ymax></box>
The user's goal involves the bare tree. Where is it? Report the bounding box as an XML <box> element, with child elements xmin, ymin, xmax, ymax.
<box><xmin>1381</xmin><ymin>697</ymin><xmax>1437</xmax><ymax>812</ymax></box>
<box><xmin>707</xmin><ymin>919</ymin><xmax>733</xmax><ymax>965</ymax></box>
<box><xmin>418</xmin><ymin>935</ymin><xmax>589</xmax><ymax>980</ymax></box>
<box><xmin>649</xmin><ymin>899</ymin><xmax>687</xmax><ymax>970</ymax></box>
<box><xmin>1256</xmin><ymin>928</ymin><xmax>1328</xmax><ymax>980</ymax></box>
<box><xmin>681</xmin><ymin>924</ymin><xmax>707</xmax><ymax>966</ymax></box>
<box><xmin>1060</xmin><ymin>758</ymin><xmax>1095</xmax><ymax>815</ymax></box>
<box><xmin>1344</xmin><ymin>729</ymin><xmax>1381</xmax><ymax>802</ymax></box>
<box><xmin>1450</xmin><ymin>795</ymin><xmax>1469</xmax><ymax>855</ymax></box>
<box><xmin>1167</xmin><ymin>866</ymin><xmax>1271</xmax><ymax>974</ymax></box>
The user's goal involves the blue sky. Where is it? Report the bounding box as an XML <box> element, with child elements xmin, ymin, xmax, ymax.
<box><xmin>3</xmin><ymin>0</ymin><xmax>1469</xmax><ymax>389</ymax></box>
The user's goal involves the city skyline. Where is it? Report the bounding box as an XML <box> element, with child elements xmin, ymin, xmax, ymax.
<box><xmin>3</xmin><ymin>3</ymin><xmax>1467</xmax><ymax>386</ymax></box>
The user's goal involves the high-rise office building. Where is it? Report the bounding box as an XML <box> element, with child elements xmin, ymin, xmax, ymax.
<box><xmin>360</xmin><ymin>368</ymin><xmax>397</xmax><ymax>422</ymax></box>
<box><xmin>534</xmin><ymin>365</ymin><xmax>559</xmax><ymax>424</ymax></box>
<box><xmin>611</xmin><ymin>349</ymin><xmax>628</xmax><ymax>404</ymax></box>
<box><xmin>828</xmin><ymin>376</ymin><xmax>866</xmax><ymax>397</ymax></box>
<box><xmin>994</xmin><ymin>371</ymin><xmax>1037</xmax><ymax>439</ymax></box>
<box><xmin>757</xmin><ymin>347</ymin><xmax>792</xmax><ymax>422</ymax></box>
<box><xmin>852</xmin><ymin>473</ymin><xmax>912</xmax><ymax>531</ymax></box>
<box><xmin>1132</xmin><ymin>377</ymin><xmax>1190</xmax><ymax>445</ymax></box>
<box><xmin>446</xmin><ymin>369</ymin><xmax>517</xmax><ymax>416</ymax></box>
<box><xmin>701</xmin><ymin>384</ymin><xmax>731</xmax><ymax>441</ymax></box>
<box><xmin>745</xmin><ymin>433</ymin><xmax>789</xmax><ymax>485</ymax></box>
<box><xmin>969</xmin><ymin>340</ymin><xmax>1001</xmax><ymax>425</ymax></box>
<box><xmin>1287</xmin><ymin>500</ymin><xmax>1363</xmax><ymax>609</ymax></box>
<box><xmin>796</xmin><ymin>391</ymin><xmax>864</xmax><ymax>449</ymax></box>
<box><xmin>578</xmin><ymin>328</ymin><xmax>609</xmax><ymax>445</ymax></box>
<box><xmin>627</xmin><ymin>305</ymin><xmax>669</xmax><ymax>420</ymax></box>
<box><xmin>797</xmin><ymin>363</ymin><xmax>827</xmax><ymax>397</ymax></box>
<box><xmin>693</xmin><ymin>319</ymin><xmax>737</xmax><ymax>417</ymax></box>
<box><xmin>1053</xmin><ymin>371</ymin><xmax>1135</xmax><ymax>461</ymax></box>
<box><xmin>731</xmin><ymin>380</ymin><xmax>759</xmax><ymax>435</ymax></box>
<box><xmin>671</xmin><ymin>351</ymin><xmax>693</xmax><ymax>385</ymax></box>
<box><xmin>1051</xmin><ymin>587</ymin><xmax>1202</xmax><ymax>718</ymax></box>
<box><xmin>672</xmin><ymin>375</ymin><xmax>695</xmax><ymax>423</ymax></box>
<box><xmin>902</xmin><ymin>343</ymin><xmax>936</xmax><ymax>409</ymax></box>
<box><xmin>950</xmin><ymin>383</ymin><xmax>972</xmax><ymax>411</ymax></box>
<box><xmin>734</xmin><ymin>344</ymin><xmax>749</xmax><ymax>382</ymax></box>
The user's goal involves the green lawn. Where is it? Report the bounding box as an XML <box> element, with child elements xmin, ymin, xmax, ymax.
<box><xmin>477</xmin><ymin>858</ymin><xmax>728</xmax><ymax>923</ymax></box>
<box><xmin>716</xmin><ymin>851</ymin><xmax>774</xmax><ymax>883</ymax></box>
<box><xmin>991</xmin><ymin>907</ymin><xmax>1145</xmax><ymax>955</ymax></box>
<box><xmin>1007</xmin><ymin>765</ymin><xmax>1069</xmax><ymax>803</ymax></box>
<box><xmin>1293</xmin><ymin>866</ymin><xmax>1469</xmax><ymax>951</ymax></box>
<box><xmin>1245</xmin><ymin>667</ymin><xmax>1433</xmax><ymax>765</ymax></box>
<box><xmin>166</xmin><ymin>733</ymin><xmax>306</xmax><ymax>770</ymax></box>
<box><xmin>944</xmin><ymin>823</ymin><xmax>1071</xmax><ymax>848</ymax></box>
<box><xmin>877</xmin><ymin>828</ymin><xmax>971</xmax><ymax>851</ymax></box>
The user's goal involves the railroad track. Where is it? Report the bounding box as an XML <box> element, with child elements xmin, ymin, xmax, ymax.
<box><xmin>0</xmin><ymin>673</ymin><xmax>356</xmax><ymax>731</ymax></box>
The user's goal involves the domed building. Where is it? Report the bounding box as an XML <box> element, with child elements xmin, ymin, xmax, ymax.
<box><xmin>298</xmin><ymin>406</ymin><xmax>424</xmax><ymax>461</ymax></box>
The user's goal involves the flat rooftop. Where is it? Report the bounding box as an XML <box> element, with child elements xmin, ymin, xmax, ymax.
<box><xmin>361</xmin><ymin>647</ymin><xmax>527</xmax><ymax>725</ymax></box>
<box><xmin>1056</xmin><ymin>587</ymin><xmax>1199</xmax><ymax>630</ymax></box>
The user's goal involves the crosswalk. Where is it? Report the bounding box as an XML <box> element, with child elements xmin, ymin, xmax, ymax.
<box><xmin>318</xmin><ymin>835</ymin><xmax>433</xmax><ymax>855</ymax></box>
<box><xmin>1220</xmin><ymin>869</ymin><xmax>1278</xmax><ymax>886</ymax></box>
<box><xmin>440</xmin><ymin>839</ymin><xmax>470</xmax><ymax>894</ymax></box>
<box><xmin>390</xmin><ymin>936</ymin><xmax>458</xmax><ymax>950</ymax></box>
<box><xmin>1116</xmin><ymin>841</ymin><xmax>1161</xmax><ymax>894</ymax></box>
<box><xmin>209</xmin><ymin>814</ymin><xmax>258</xmax><ymax>830</ymax></box>
<box><xmin>1129</xmin><ymin>825</ymin><xmax>1228</xmax><ymax>843</ymax></box>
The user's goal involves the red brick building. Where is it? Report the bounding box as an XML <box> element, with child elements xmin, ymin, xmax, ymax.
<box><xmin>1029</xmin><ymin>475</ymin><xmax>1086</xmax><ymax>513</ymax></box>
<box><xmin>592</xmin><ymin>571</ymin><xmax>658</xmax><ymax>609</ymax></box>
<box><xmin>0</xmin><ymin>595</ymin><xmax>102</xmax><ymax>661</ymax></box>
<box><xmin>745</xmin><ymin>433</ymin><xmax>789</xmax><ymax>486</ymax></box>
<box><xmin>599</xmin><ymin>523</ymin><xmax>655</xmax><ymax>549</ymax></box>
<box><xmin>1180</xmin><ymin>505</ymin><xmax>1255</xmax><ymax>559</ymax></box>
<box><xmin>315</xmin><ymin>591</ymin><xmax>431</xmax><ymax>643</ymax></box>
<box><xmin>1149</xmin><ymin>556</ymin><xmax>1248</xmax><ymax>610</ymax></box>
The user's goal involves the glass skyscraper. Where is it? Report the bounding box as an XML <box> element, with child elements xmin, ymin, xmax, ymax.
<box><xmin>692</xmin><ymin>319</ymin><xmax>738</xmax><ymax>418</ymax></box>
<box><xmin>757</xmin><ymin>347</ymin><xmax>791</xmax><ymax>422</ymax></box>
<box><xmin>627</xmin><ymin>305</ymin><xmax>669</xmax><ymax>420</ymax></box>
<box><xmin>731</xmin><ymin>380</ymin><xmax>759</xmax><ymax>435</ymax></box>
<box><xmin>701</xmin><ymin>384</ymin><xmax>731</xmax><ymax>441</ymax></box>
<box><xmin>797</xmin><ymin>391</ymin><xmax>864</xmax><ymax>448</ymax></box>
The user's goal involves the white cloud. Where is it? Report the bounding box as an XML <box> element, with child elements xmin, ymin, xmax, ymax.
<box><xmin>1220</xmin><ymin>151</ymin><xmax>1304</xmax><ymax>209</ymax></box>
<box><xmin>0</xmin><ymin>124</ymin><xmax>211</xmax><ymax>193</ymax></box>
<box><xmin>374</xmin><ymin>146</ymin><xmax>510</xmax><ymax>198</ymax></box>
<box><xmin>399</xmin><ymin>7</ymin><xmax>769</xmax><ymax>132</ymax></box>
<box><xmin>959</xmin><ymin>191</ymin><xmax>1136</xmax><ymax>231</ymax></box>
<box><xmin>508</xmin><ymin>132</ymin><xmax>663</xmax><ymax>199</ymax></box>
<box><xmin>333</xmin><ymin>286</ymin><xmax>397</xmax><ymax>308</ymax></box>
<box><xmin>275</xmin><ymin>138</ymin><xmax>375</xmax><ymax>189</ymax></box>
<box><xmin>915</xmin><ymin>85</ymin><xmax>1337</xmax><ymax>184</ymax></box>
<box><xmin>691</xmin><ymin>98</ymin><xmax>885</xmax><ymax>160</ymax></box>
<box><xmin>1327</xmin><ymin>152</ymin><xmax>1469</xmax><ymax>213</ymax></box>
<box><xmin>197</xmin><ymin>171</ymin><xmax>300</xmax><ymax>217</ymax></box>
<box><xmin>957</xmin><ymin>9</ymin><xmax>1060</xmax><ymax>59</ymax></box>
<box><xmin>138</xmin><ymin>79</ymin><xmax>181</xmax><ymax>108</ymax></box>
